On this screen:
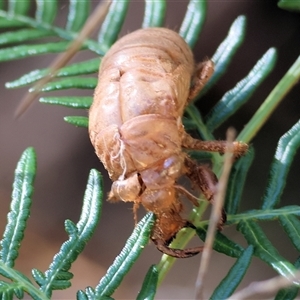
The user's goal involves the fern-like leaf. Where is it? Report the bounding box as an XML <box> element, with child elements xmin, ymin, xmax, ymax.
<box><xmin>0</xmin><ymin>29</ymin><xmax>54</xmax><ymax>46</ymax></box>
<box><xmin>66</xmin><ymin>0</ymin><xmax>90</xmax><ymax>32</ymax></box>
<box><xmin>210</xmin><ymin>246</ymin><xmax>254</xmax><ymax>299</ymax></box>
<box><xmin>34</xmin><ymin>77</ymin><xmax>97</xmax><ymax>92</ymax></box>
<box><xmin>196</xmin><ymin>227</ymin><xmax>244</xmax><ymax>258</ymax></box>
<box><xmin>31</xmin><ymin>269</ymin><xmax>45</xmax><ymax>287</ymax></box>
<box><xmin>6</xmin><ymin>58</ymin><xmax>100</xmax><ymax>88</ymax></box>
<box><xmin>0</xmin><ymin>148</ymin><xmax>36</xmax><ymax>268</ymax></box>
<box><xmin>0</xmin><ymin>0</ymin><xmax>126</xmax><ymax>126</ymax></box>
<box><xmin>205</xmin><ymin>48</ymin><xmax>277</xmax><ymax>131</ymax></box>
<box><xmin>35</xmin><ymin>0</ymin><xmax>57</xmax><ymax>24</ymax></box>
<box><xmin>226</xmin><ymin>206</ymin><xmax>300</xmax><ymax>225</ymax></box>
<box><xmin>179</xmin><ymin>0</ymin><xmax>207</xmax><ymax>48</ymax></box>
<box><xmin>32</xmin><ymin>169</ymin><xmax>103</xmax><ymax>297</ymax></box>
<box><xmin>195</xmin><ymin>15</ymin><xmax>246</xmax><ymax>99</ymax></box>
<box><xmin>40</xmin><ymin>96</ymin><xmax>93</xmax><ymax>109</ymax></box>
<box><xmin>0</xmin><ymin>41</ymin><xmax>77</xmax><ymax>61</ymax></box>
<box><xmin>278</xmin><ymin>0</ymin><xmax>300</xmax><ymax>12</ymax></box>
<box><xmin>86</xmin><ymin>213</ymin><xmax>154</xmax><ymax>299</ymax></box>
<box><xmin>64</xmin><ymin>116</ymin><xmax>89</xmax><ymax>128</ymax></box>
<box><xmin>0</xmin><ymin>261</ymin><xmax>46</xmax><ymax>299</ymax></box>
<box><xmin>225</xmin><ymin>147</ymin><xmax>255</xmax><ymax>215</ymax></box>
<box><xmin>0</xmin><ymin>281</ymin><xmax>24</xmax><ymax>300</ymax></box>
<box><xmin>237</xmin><ymin>220</ymin><xmax>298</xmax><ymax>281</ymax></box>
<box><xmin>262</xmin><ymin>119</ymin><xmax>300</xmax><ymax>210</ymax></box>
<box><xmin>0</xmin><ymin>7</ymin><xmax>105</xmax><ymax>53</ymax></box>
<box><xmin>97</xmin><ymin>0</ymin><xmax>129</xmax><ymax>48</ymax></box>
<box><xmin>142</xmin><ymin>0</ymin><xmax>166</xmax><ymax>28</ymax></box>
<box><xmin>279</xmin><ymin>215</ymin><xmax>300</xmax><ymax>252</ymax></box>
<box><xmin>8</xmin><ymin>0</ymin><xmax>30</xmax><ymax>16</ymax></box>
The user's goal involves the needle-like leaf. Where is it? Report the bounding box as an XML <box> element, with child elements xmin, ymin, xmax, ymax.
<box><xmin>33</xmin><ymin>169</ymin><xmax>103</xmax><ymax>297</ymax></box>
<box><xmin>40</xmin><ymin>96</ymin><xmax>93</xmax><ymax>109</ymax></box>
<box><xmin>205</xmin><ymin>48</ymin><xmax>277</xmax><ymax>131</ymax></box>
<box><xmin>179</xmin><ymin>0</ymin><xmax>207</xmax><ymax>48</ymax></box>
<box><xmin>238</xmin><ymin>221</ymin><xmax>298</xmax><ymax>281</ymax></box>
<box><xmin>93</xmin><ymin>213</ymin><xmax>154</xmax><ymax>298</ymax></box>
<box><xmin>142</xmin><ymin>0</ymin><xmax>166</xmax><ymax>28</ymax></box>
<box><xmin>97</xmin><ymin>0</ymin><xmax>130</xmax><ymax>49</ymax></box>
<box><xmin>210</xmin><ymin>246</ymin><xmax>254</xmax><ymax>300</ymax></box>
<box><xmin>64</xmin><ymin>116</ymin><xmax>89</xmax><ymax>128</ymax></box>
<box><xmin>262</xmin><ymin>119</ymin><xmax>300</xmax><ymax>209</ymax></box>
<box><xmin>0</xmin><ymin>148</ymin><xmax>36</xmax><ymax>268</ymax></box>
<box><xmin>136</xmin><ymin>265</ymin><xmax>158</xmax><ymax>300</ymax></box>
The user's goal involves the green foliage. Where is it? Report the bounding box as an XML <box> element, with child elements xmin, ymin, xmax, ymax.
<box><xmin>278</xmin><ymin>0</ymin><xmax>300</xmax><ymax>12</ymax></box>
<box><xmin>64</xmin><ymin>116</ymin><xmax>89</xmax><ymax>128</ymax></box>
<box><xmin>85</xmin><ymin>213</ymin><xmax>154</xmax><ymax>299</ymax></box>
<box><xmin>0</xmin><ymin>149</ymin><xmax>103</xmax><ymax>299</ymax></box>
<box><xmin>279</xmin><ymin>215</ymin><xmax>300</xmax><ymax>252</ymax></box>
<box><xmin>196</xmin><ymin>15</ymin><xmax>246</xmax><ymax>99</ymax></box>
<box><xmin>142</xmin><ymin>0</ymin><xmax>166</xmax><ymax>28</ymax></box>
<box><xmin>136</xmin><ymin>265</ymin><xmax>159</xmax><ymax>300</ymax></box>
<box><xmin>205</xmin><ymin>48</ymin><xmax>277</xmax><ymax>132</ymax></box>
<box><xmin>97</xmin><ymin>0</ymin><xmax>129</xmax><ymax>48</ymax></box>
<box><xmin>66</xmin><ymin>0</ymin><xmax>90</xmax><ymax>32</ymax></box>
<box><xmin>6</xmin><ymin>58</ymin><xmax>100</xmax><ymax>88</ymax></box>
<box><xmin>0</xmin><ymin>148</ymin><xmax>36</xmax><ymax>268</ymax></box>
<box><xmin>33</xmin><ymin>169</ymin><xmax>104</xmax><ymax>298</ymax></box>
<box><xmin>210</xmin><ymin>246</ymin><xmax>254</xmax><ymax>299</ymax></box>
<box><xmin>196</xmin><ymin>228</ymin><xmax>244</xmax><ymax>258</ymax></box>
<box><xmin>262</xmin><ymin>119</ymin><xmax>300</xmax><ymax>210</ymax></box>
<box><xmin>179</xmin><ymin>0</ymin><xmax>206</xmax><ymax>48</ymax></box>
<box><xmin>1</xmin><ymin>0</ymin><xmax>300</xmax><ymax>299</ymax></box>
<box><xmin>237</xmin><ymin>220</ymin><xmax>298</xmax><ymax>279</ymax></box>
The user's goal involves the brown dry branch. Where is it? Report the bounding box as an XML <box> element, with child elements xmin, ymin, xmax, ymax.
<box><xmin>194</xmin><ymin>128</ymin><xmax>236</xmax><ymax>299</ymax></box>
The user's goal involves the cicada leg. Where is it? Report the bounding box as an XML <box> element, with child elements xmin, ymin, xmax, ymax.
<box><xmin>152</xmin><ymin>220</ymin><xmax>203</xmax><ymax>258</ymax></box>
<box><xmin>184</xmin><ymin>157</ymin><xmax>227</xmax><ymax>229</ymax></box>
<box><xmin>182</xmin><ymin>132</ymin><xmax>248</xmax><ymax>158</ymax></box>
<box><xmin>188</xmin><ymin>59</ymin><xmax>214</xmax><ymax>101</ymax></box>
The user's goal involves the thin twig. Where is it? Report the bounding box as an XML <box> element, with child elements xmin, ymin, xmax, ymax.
<box><xmin>228</xmin><ymin>271</ymin><xmax>300</xmax><ymax>300</ymax></box>
<box><xmin>15</xmin><ymin>0</ymin><xmax>111</xmax><ymax>118</ymax></box>
<box><xmin>194</xmin><ymin>128</ymin><xmax>236</xmax><ymax>300</ymax></box>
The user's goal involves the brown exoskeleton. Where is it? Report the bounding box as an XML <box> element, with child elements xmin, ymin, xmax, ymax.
<box><xmin>89</xmin><ymin>27</ymin><xmax>248</xmax><ymax>258</ymax></box>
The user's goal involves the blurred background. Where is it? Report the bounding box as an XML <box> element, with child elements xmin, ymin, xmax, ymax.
<box><xmin>0</xmin><ymin>1</ymin><xmax>300</xmax><ymax>299</ymax></box>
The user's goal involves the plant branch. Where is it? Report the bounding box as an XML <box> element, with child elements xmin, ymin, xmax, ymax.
<box><xmin>238</xmin><ymin>55</ymin><xmax>300</xmax><ymax>143</ymax></box>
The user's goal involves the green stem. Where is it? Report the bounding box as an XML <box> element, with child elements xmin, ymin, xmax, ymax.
<box><xmin>0</xmin><ymin>262</ymin><xmax>49</xmax><ymax>299</ymax></box>
<box><xmin>185</xmin><ymin>105</ymin><xmax>213</xmax><ymax>141</ymax></box>
<box><xmin>238</xmin><ymin>55</ymin><xmax>300</xmax><ymax>143</ymax></box>
<box><xmin>0</xmin><ymin>10</ymin><xmax>106</xmax><ymax>55</ymax></box>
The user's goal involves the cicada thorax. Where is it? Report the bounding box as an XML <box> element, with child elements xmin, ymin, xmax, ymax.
<box><xmin>89</xmin><ymin>28</ymin><xmax>195</xmax><ymax>182</ymax></box>
<box><xmin>89</xmin><ymin>28</ymin><xmax>194</xmax><ymax>135</ymax></box>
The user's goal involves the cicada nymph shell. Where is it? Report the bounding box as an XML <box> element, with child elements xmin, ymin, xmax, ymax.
<box><xmin>89</xmin><ymin>27</ymin><xmax>248</xmax><ymax>258</ymax></box>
